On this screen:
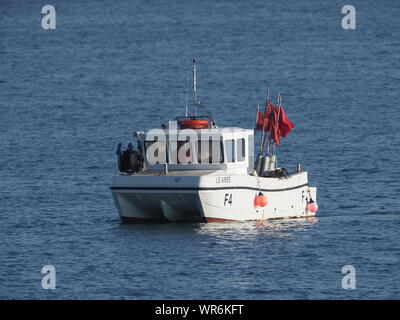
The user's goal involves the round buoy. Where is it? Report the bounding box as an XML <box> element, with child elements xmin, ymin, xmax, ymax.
<box><xmin>307</xmin><ymin>200</ymin><xmax>318</xmax><ymax>213</ymax></box>
<box><xmin>254</xmin><ymin>192</ymin><xmax>268</xmax><ymax>207</ymax></box>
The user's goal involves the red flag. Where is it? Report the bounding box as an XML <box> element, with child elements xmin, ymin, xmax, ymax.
<box><xmin>277</xmin><ymin>106</ymin><xmax>294</xmax><ymax>137</ymax></box>
<box><xmin>268</xmin><ymin>105</ymin><xmax>281</xmax><ymax>145</ymax></box>
<box><xmin>256</xmin><ymin>99</ymin><xmax>294</xmax><ymax>145</ymax></box>
<box><xmin>263</xmin><ymin>101</ymin><xmax>275</xmax><ymax>132</ymax></box>
<box><xmin>269</xmin><ymin>122</ymin><xmax>280</xmax><ymax>145</ymax></box>
<box><xmin>255</xmin><ymin>111</ymin><xmax>264</xmax><ymax>130</ymax></box>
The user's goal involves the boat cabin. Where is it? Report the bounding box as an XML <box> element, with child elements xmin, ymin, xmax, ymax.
<box><xmin>137</xmin><ymin>126</ymin><xmax>254</xmax><ymax>175</ymax></box>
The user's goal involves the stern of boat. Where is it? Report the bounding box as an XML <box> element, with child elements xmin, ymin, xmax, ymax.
<box><xmin>111</xmin><ymin>174</ymin><xmax>206</xmax><ymax>222</ymax></box>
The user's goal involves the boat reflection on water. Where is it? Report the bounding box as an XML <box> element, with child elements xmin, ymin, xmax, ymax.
<box><xmin>195</xmin><ymin>217</ymin><xmax>319</xmax><ymax>238</ymax></box>
<box><xmin>117</xmin><ymin>217</ymin><xmax>319</xmax><ymax>239</ymax></box>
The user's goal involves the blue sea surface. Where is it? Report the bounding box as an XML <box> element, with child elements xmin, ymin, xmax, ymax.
<box><xmin>1</xmin><ymin>0</ymin><xmax>400</xmax><ymax>299</ymax></box>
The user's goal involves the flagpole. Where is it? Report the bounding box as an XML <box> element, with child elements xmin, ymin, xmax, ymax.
<box><xmin>272</xmin><ymin>92</ymin><xmax>282</xmax><ymax>155</ymax></box>
<box><xmin>266</xmin><ymin>92</ymin><xmax>274</xmax><ymax>156</ymax></box>
<box><xmin>270</xmin><ymin>92</ymin><xmax>280</xmax><ymax>155</ymax></box>
<box><xmin>259</xmin><ymin>88</ymin><xmax>270</xmax><ymax>153</ymax></box>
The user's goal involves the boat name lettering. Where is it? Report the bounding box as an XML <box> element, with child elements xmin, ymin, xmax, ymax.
<box><xmin>216</xmin><ymin>176</ymin><xmax>231</xmax><ymax>184</ymax></box>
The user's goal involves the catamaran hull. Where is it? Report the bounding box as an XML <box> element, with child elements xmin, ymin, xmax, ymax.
<box><xmin>110</xmin><ymin>172</ymin><xmax>317</xmax><ymax>222</ymax></box>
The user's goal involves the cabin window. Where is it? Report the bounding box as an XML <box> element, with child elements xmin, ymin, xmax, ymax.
<box><xmin>237</xmin><ymin>138</ymin><xmax>245</xmax><ymax>161</ymax></box>
<box><xmin>225</xmin><ymin>139</ymin><xmax>235</xmax><ymax>163</ymax></box>
<box><xmin>196</xmin><ymin>140</ymin><xmax>224</xmax><ymax>164</ymax></box>
<box><xmin>144</xmin><ymin>138</ymin><xmax>225</xmax><ymax>165</ymax></box>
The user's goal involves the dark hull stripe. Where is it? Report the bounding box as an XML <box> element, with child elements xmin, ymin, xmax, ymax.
<box><xmin>205</xmin><ymin>217</ymin><xmax>236</xmax><ymax>223</ymax></box>
<box><xmin>121</xmin><ymin>217</ymin><xmax>170</xmax><ymax>224</ymax></box>
<box><xmin>110</xmin><ymin>183</ymin><xmax>309</xmax><ymax>193</ymax></box>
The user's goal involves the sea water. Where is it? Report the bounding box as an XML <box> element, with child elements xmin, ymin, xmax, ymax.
<box><xmin>0</xmin><ymin>0</ymin><xmax>399</xmax><ymax>299</ymax></box>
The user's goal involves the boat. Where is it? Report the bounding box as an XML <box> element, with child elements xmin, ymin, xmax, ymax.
<box><xmin>110</xmin><ymin>59</ymin><xmax>318</xmax><ymax>223</ymax></box>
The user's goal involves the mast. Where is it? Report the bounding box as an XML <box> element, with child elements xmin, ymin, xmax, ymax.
<box><xmin>193</xmin><ymin>59</ymin><xmax>199</xmax><ymax>116</ymax></box>
<box><xmin>185</xmin><ymin>71</ymin><xmax>190</xmax><ymax>117</ymax></box>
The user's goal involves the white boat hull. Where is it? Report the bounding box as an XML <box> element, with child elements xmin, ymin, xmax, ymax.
<box><xmin>111</xmin><ymin>171</ymin><xmax>317</xmax><ymax>222</ymax></box>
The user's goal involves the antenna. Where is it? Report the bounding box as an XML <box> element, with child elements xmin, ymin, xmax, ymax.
<box><xmin>192</xmin><ymin>59</ymin><xmax>199</xmax><ymax>115</ymax></box>
<box><xmin>185</xmin><ymin>71</ymin><xmax>190</xmax><ymax>117</ymax></box>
